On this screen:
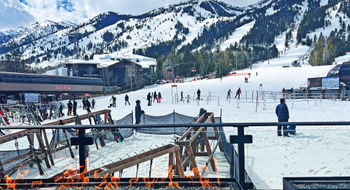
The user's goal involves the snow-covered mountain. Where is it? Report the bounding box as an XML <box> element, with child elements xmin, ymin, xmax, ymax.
<box><xmin>0</xmin><ymin>0</ymin><xmax>349</xmax><ymax>68</ymax></box>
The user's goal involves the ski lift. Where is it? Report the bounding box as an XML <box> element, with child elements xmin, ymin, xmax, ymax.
<box><xmin>191</xmin><ymin>66</ymin><xmax>197</xmax><ymax>72</ymax></box>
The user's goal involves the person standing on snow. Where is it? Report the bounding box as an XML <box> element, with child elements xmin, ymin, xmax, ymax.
<box><xmin>186</xmin><ymin>94</ymin><xmax>190</xmax><ymax>103</ymax></box>
<box><xmin>275</xmin><ymin>98</ymin><xmax>289</xmax><ymax>137</ymax></box>
<box><xmin>82</xmin><ymin>98</ymin><xmax>86</xmax><ymax>110</ymax></box>
<box><xmin>73</xmin><ymin>99</ymin><xmax>77</xmax><ymax>115</ymax></box>
<box><xmin>197</xmin><ymin>89</ymin><xmax>201</xmax><ymax>100</ymax></box>
<box><xmin>85</xmin><ymin>98</ymin><xmax>92</xmax><ymax>113</ymax></box>
<box><xmin>227</xmin><ymin>89</ymin><xmax>232</xmax><ymax>101</ymax></box>
<box><xmin>153</xmin><ymin>91</ymin><xmax>158</xmax><ymax>103</ymax></box>
<box><xmin>235</xmin><ymin>88</ymin><xmax>241</xmax><ymax>99</ymax></box>
<box><xmin>112</xmin><ymin>96</ymin><xmax>116</xmax><ymax>107</ymax></box>
<box><xmin>91</xmin><ymin>99</ymin><xmax>95</xmax><ymax>109</ymax></box>
<box><xmin>135</xmin><ymin>100</ymin><xmax>144</xmax><ymax>124</ymax></box>
<box><xmin>147</xmin><ymin>93</ymin><xmax>152</xmax><ymax>106</ymax></box>
<box><xmin>67</xmin><ymin>100</ymin><xmax>73</xmax><ymax>116</ymax></box>
<box><xmin>158</xmin><ymin>92</ymin><xmax>162</xmax><ymax>103</ymax></box>
<box><xmin>125</xmin><ymin>94</ymin><xmax>131</xmax><ymax>105</ymax></box>
<box><xmin>59</xmin><ymin>103</ymin><xmax>64</xmax><ymax>117</ymax></box>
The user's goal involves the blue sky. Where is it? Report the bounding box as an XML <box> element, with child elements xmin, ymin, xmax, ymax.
<box><xmin>0</xmin><ymin>0</ymin><xmax>261</xmax><ymax>31</ymax></box>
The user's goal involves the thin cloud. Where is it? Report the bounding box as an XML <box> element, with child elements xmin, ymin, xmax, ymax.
<box><xmin>1</xmin><ymin>0</ymin><xmax>262</xmax><ymax>30</ymax></box>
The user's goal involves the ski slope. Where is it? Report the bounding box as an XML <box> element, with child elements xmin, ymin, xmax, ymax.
<box><xmin>4</xmin><ymin>46</ymin><xmax>350</xmax><ymax>189</ymax></box>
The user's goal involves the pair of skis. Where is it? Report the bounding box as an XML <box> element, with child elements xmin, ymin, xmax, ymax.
<box><xmin>0</xmin><ymin>109</ymin><xmax>10</xmax><ymax>125</ymax></box>
<box><xmin>91</xmin><ymin>114</ymin><xmax>106</xmax><ymax>148</ymax></box>
<box><xmin>26</xmin><ymin>132</ymin><xmax>45</xmax><ymax>175</ymax></box>
<box><xmin>106</xmin><ymin>112</ymin><xmax>124</xmax><ymax>143</ymax></box>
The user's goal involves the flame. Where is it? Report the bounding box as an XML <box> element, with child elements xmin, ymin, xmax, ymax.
<box><xmin>213</xmin><ymin>158</ymin><xmax>221</xmax><ymax>186</ymax></box>
<box><xmin>168</xmin><ymin>166</ymin><xmax>182</xmax><ymax>189</ymax></box>
<box><xmin>2</xmin><ymin>149</ymin><xmax>223</xmax><ymax>189</ymax></box>
<box><xmin>111</xmin><ymin>176</ymin><xmax>120</xmax><ymax>189</ymax></box>
<box><xmin>4</xmin><ymin>175</ymin><xmax>16</xmax><ymax>190</ymax></box>
<box><xmin>94</xmin><ymin>173</ymin><xmax>109</xmax><ymax>189</ymax></box>
<box><xmin>129</xmin><ymin>177</ymin><xmax>139</xmax><ymax>187</ymax></box>
<box><xmin>143</xmin><ymin>177</ymin><xmax>158</xmax><ymax>188</ymax></box>
<box><xmin>31</xmin><ymin>180</ymin><xmax>43</xmax><ymax>188</ymax></box>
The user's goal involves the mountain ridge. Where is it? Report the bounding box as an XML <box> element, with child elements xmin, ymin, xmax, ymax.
<box><xmin>0</xmin><ymin>0</ymin><xmax>349</xmax><ymax>69</ymax></box>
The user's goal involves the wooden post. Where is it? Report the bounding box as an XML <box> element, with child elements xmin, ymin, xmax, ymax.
<box><xmin>149</xmin><ymin>159</ymin><xmax>153</xmax><ymax>178</ymax></box>
<box><xmin>185</xmin><ymin>145</ymin><xmax>199</xmax><ymax>176</ymax></box>
<box><xmin>62</xmin><ymin>129</ymin><xmax>75</xmax><ymax>158</ymax></box>
<box><xmin>42</xmin><ymin>129</ymin><xmax>54</xmax><ymax>166</ymax></box>
<box><xmin>174</xmin><ymin>150</ymin><xmax>185</xmax><ymax>178</ymax></box>
<box><xmin>168</xmin><ymin>152</ymin><xmax>173</xmax><ymax>177</ymax></box>
<box><xmin>35</xmin><ymin>131</ymin><xmax>51</xmax><ymax>168</ymax></box>
<box><xmin>202</xmin><ymin>130</ymin><xmax>217</xmax><ymax>171</ymax></box>
<box><xmin>0</xmin><ymin>160</ymin><xmax>4</xmax><ymax>178</ymax></box>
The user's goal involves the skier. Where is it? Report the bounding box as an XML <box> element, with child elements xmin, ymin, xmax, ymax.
<box><xmin>147</xmin><ymin>93</ymin><xmax>152</xmax><ymax>106</ymax></box>
<box><xmin>256</xmin><ymin>72</ymin><xmax>258</xmax><ymax>76</ymax></box>
<box><xmin>112</xmin><ymin>96</ymin><xmax>116</xmax><ymax>107</ymax></box>
<box><xmin>91</xmin><ymin>99</ymin><xmax>95</xmax><ymax>109</ymax></box>
<box><xmin>180</xmin><ymin>91</ymin><xmax>184</xmax><ymax>101</ymax></box>
<box><xmin>153</xmin><ymin>91</ymin><xmax>158</xmax><ymax>103</ymax></box>
<box><xmin>125</xmin><ymin>94</ymin><xmax>131</xmax><ymax>105</ymax></box>
<box><xmin>197</xmin><ymin>89</ymin><xmax>201</xmax><ymax>100</ymax></box>
<box><xmin>85</xmin><ymin>99</ymin><xmax>92</xmax><ymax>113</ymax></box>
<box><xmin>158</xmin><ymin>92</ymin><xmax>162</xmax><ymax>103</ymax></box>
<box><xmin>275</xmin><ymin>98</ymin><xmax>289</xmax><ymax>137</ymax></box>
<box><xmin>49</xmin><ymin>104</ymin><xmax>54</xmax><ymax>119</ymax></box>
<box><xmin>135</xmin><ymin>100</ymin><xmax>144</xmax><ymax>124</ymax></box>
<box><xmin>226</xmin><ymin>89</ymin><xmax>232</xmax><ymax>101</ymax></box>
<box><xmin>186</xmin><ymin>94</ymin><xmax>190</xmax><ymax>103</ymax></box>
<box><xmin>82</xmin><ymin>98</ymin><xmax>86</xmax><ymax>110</ymax></box>
<box><xmin>67</xmin><ymin>100</ymin><xmax>73</xmax><ymax>116</ymax></box>
<box><xmin>73</xmin><ymin>99</ymin><xmax>77</xmax><ymax>115</ymax></box>
<box><xmin>59</xmin><ymin>103</ymin><xmax>64</xmax><ymax>117</ymax></box>
<box><xmin>244</xmin><ymin>77</ymin><xmax>248</xmax><ymax>83</ymax></box>
<box><xmin>235</xmin><ymin>88</ymin><xmax>241</xmax><ymax>99</ymax></box>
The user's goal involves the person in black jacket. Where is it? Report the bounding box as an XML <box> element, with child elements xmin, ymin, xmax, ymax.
<box><xmin>67</xmin><ymin>100</ymin><xmax>73</xmax><ymax>116</ymax></box>
<box><xmin>197</xmin><ymin>89</ymin><xmax>201</xmax><ymax>100</ymax></box>
<box><xmin>85</xmin><ymin>98</ymin><xmax>91</xmax><ymax>113</ymax></box>
<box><xmin>147</xmin><ymin>93</ymin><xmax>152</xmax><ymax>106</ymax></box>
<box><xmin>73</xmin><ymin>99</ymin><xmax>77</xmax><ymax>115</ymax></box>
<box><xmin>135</xmin><ymin>100</ymin><xmax>144</xmax><ymax>124</ymax></box>
<box><xmin>153</xmin><ymin>91</ymin><xmax>158</xmax><ymax>103</ymax></box>
<box><xmin>125</xmin><ymin>94</ymin><xmax>131</xmax><ymax>105</ymax></box>
<box><xmin>275</xmin><ymin>98</ymin><xmax>289</xmax><ymax>136</ymax></box>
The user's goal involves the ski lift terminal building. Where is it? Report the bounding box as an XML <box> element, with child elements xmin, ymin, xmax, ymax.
<box><xmin>64</xmin><ymin>53</ymin><xmax>157</xmax><ymax>92</ymax></box>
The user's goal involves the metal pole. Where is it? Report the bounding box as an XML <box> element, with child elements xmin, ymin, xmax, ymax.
<box><xmin>79</xmin><ymin>129</ymin><xmax>87</xmax><ymax>173</ymax></box>
<box><xmin>237</xmin><ymin>127</ymin><xmax>245</xmax><ymax>188</ymax></box>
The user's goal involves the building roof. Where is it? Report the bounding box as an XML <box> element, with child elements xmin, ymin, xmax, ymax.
<box><xmin>94</xmin><ymin>53</ymin><xmax>157</xmax><ymax>69</ymax></box>
<box><xmin>66</xmin><ymin>59</ymin><xmax>100</xmax><ymax>65</ymax></box>
<box><xmin>66</xmin><ymin>53</ymin><xmax>156</xmax><ymax>69</ymax></box>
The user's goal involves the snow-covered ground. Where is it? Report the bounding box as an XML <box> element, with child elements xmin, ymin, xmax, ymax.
<box><xmin>3</xmin><ymin>46</ymin><xmax>350</xmax><ymax>189</ymax></box>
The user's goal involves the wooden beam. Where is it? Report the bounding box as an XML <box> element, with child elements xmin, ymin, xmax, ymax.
<box><xmin>185</xmin><ymin>145</ymin><xmax>199</xmax><ymax>177</ymax></box>
<box><xmin>168</xmin><ymin>152</ymin><xmax>173</xmax><ymax>177</ymax></box>
<box><xmin>177</xmin><ymin>127</ymin><xmax>193</xmax><ymax>142</ymax></box>
<box><xmin>188</xmin><ymin>127</ymin><xmax>205</xmax><ymax>144</ymax></box>
<box><xmin>94</xmin><ymin>144</ymin><xmax>179</xmax><ymax>176</ymax></box>
<box><xmin>194</xmin><ymin>152</ymin><xmax>210</xmax><ymax>157</ymax></box>
<box><xmin>35</xmin><ymin>131</ymin><xmax>51</xmax><ymax>169</ymax></box>
<box><xmin>174</xmin><ymin>150</ymin><xmax>185</xmax><ymax>178</ymax></box>
<box><xmin>202</xmin><ymin>130</ymin><xmax>217</xmax><ymax>172</ymax></box>
<box><xmin>44</xmin><ymin>109</ymin><xmax>111</xmax><ymax>126</ymax></box>
<box><xmin>176</xmin><ymin>140</ymin><xmax>190</xmax><ymax>146</ymax></box>
<box><xmin>62</xmin><ymin>129</ymin><xmax>74</xmax><ymax>159</ymax></box>
<box><xmin>42</xmin><ymin>129</ymin><xmax>54</xmax><ymax>166</ymax></box>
